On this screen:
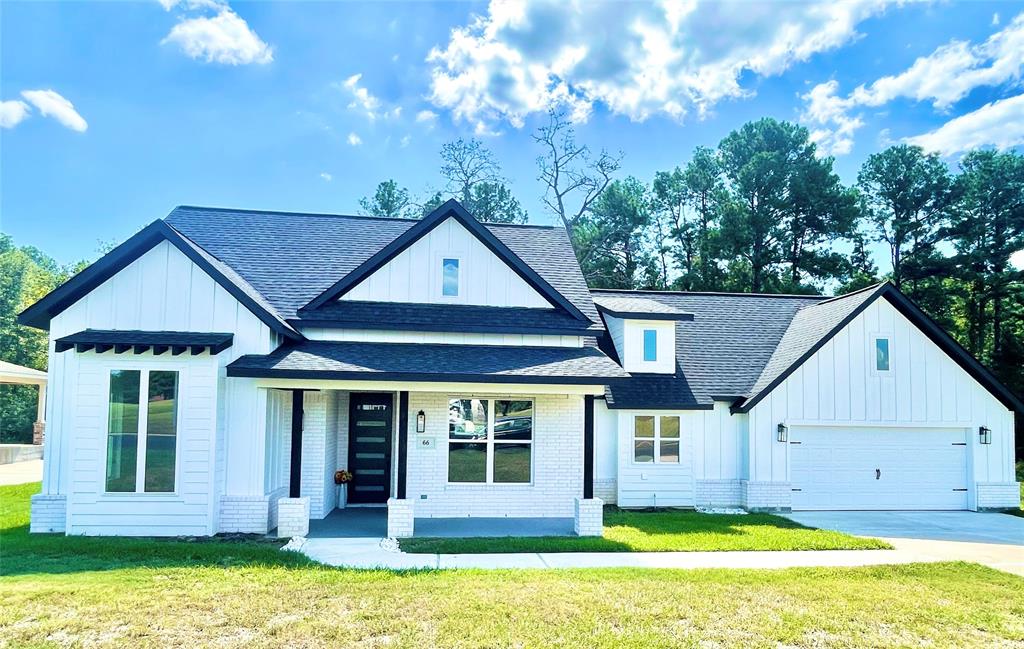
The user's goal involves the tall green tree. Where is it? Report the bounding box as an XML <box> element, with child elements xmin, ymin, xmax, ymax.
<box><xmin>946</xmin><ymin>150</ymin><xmax>1024</xmax><ymax>373</ymax></box>
<box><xmin>439</xmin><ymin>138</ymin><xmax>527</xmax><ymax>223</ymax></box>
<box><xmin>857</xmin><ymin>145</ymin><xmax>958</xmax><ymax>295</ymax></box>
<box><xmin>717</xmin><ymin>118</ymin><xmax>857</xmax><ymax>293</ymax></box>
<box><xmin>652</xmin><ymin>146</ymin><xmax>726</xmax><ymax>290</ymax></box>
<box><xmin>574</xmin><ymin>177</ymin><xmax>656</xmax><ymax>289</ymax></box>
<box><xmin>359</xmin><ymin>179</ymin><xmax>413</xmax><ymax>218</ymax></box>
<box><xmin>0</xmin><ymin>234</ymin><xmax>68</xmax><ymax>442</ymax></box>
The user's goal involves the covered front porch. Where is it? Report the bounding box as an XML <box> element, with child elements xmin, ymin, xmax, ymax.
<box><xmin>305</xmin><ymin>507</ymin><xmax>575</xmax><ymax>539</ymax></box>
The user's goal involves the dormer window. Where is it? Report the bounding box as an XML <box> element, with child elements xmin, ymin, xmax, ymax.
<box><xmin>643</xmin><ymin>329</ymin><xmax>657</xmax><ymax>362</ymax></box>
<box><xmin>442</xmin><ymin>258</ymin><xmax>460</xmax><ymax>297</ymax></box>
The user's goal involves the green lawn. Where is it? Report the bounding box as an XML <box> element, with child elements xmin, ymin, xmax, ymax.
<box><xmin>400</xmin><ymin>506</ymin><xmax>892</xmax><ymax>553</ymax></box>
<box><xmin>2</xmin><ymin>483</ymin><xmax>1023</xmax><ymax>647</ymax></box>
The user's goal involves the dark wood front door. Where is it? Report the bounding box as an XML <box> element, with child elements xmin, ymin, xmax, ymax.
<box><xmin>348</xmin><ymin>393</ymin><xmax>393</xmax><ymax>504</ymax></box>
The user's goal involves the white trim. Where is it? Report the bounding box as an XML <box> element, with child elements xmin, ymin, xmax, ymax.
<box><xmin>248</xmin><ymin>378</ymin><xmax>606</xmax><ymax>395</ymax></box>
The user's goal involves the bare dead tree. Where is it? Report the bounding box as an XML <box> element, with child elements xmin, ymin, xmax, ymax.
<box><xmin>534</xmin><ymin>110</ymin><xmax>622</xmax><ymax>236</ymax></box>
<box><xmin>440</xmin><ymin>138</ymin><xmax>503</xmax><ymax>203</ymax></box>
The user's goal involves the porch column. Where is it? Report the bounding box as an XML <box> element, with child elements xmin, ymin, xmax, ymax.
<box><xmin>279</xmin><ymin>389</ymin><xmax>310</xmax><ymax>537</ymax></box>
<box><xmin>33</xmin><ymin>381</ymin><xmax>46</xmax><ymax>445</ymax></box>
<box><xmin>397</xmin><ymin>391</ymin><xmax>409</xmax><ymax>499</ymax></box>
<box><xmin>289</xmin><ymin>389</ymin><xmax>304</xmax><ymax>498</ymax></box>
<box><xmin>584</xmin><ymin>395</ymin><xmax>594</xmax><ymax>499</ymax></box>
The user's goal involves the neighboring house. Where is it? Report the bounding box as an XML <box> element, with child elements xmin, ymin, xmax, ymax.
<box><xmin>19</xmin><ymin>200</ymin><xmax>1021</xmax><ymax>538</ymax></box>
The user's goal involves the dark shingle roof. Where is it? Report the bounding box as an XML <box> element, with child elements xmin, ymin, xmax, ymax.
<box><xmin>593</xmin><ymin>295</ymin><xmax>694</xmax><ymax>320</ymax></box>
<box><xmin>55</xmin><ymin>329</ymin><xmax>233</xmax><ymax>354</ymax></box>
<box><xmin>165</xmin><ymin>206</ymin><xmax>599</xmax><ymax>323</ymax></box>
<box><xmin>592</xmin><ymin>289</ymin><xmax>827</xmax><ymax>408</ymax></box>
<box><xmin>227</xmin><ymin>340</ymin><xmax>629</xmax><ymax>384</ymax></box>
<box><xmin>296</xmin><ymin>300</ymin><xmax>599</xmax><ymax>335</ymax></box>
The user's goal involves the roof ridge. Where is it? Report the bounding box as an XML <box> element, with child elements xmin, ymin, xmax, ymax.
<box><xmin>171</xmin><ymin>204</ymin><xmax>558</xmax><ymax>229</ymax></box>
<box><xmin>803</xmin><ymin>281</ymin><xmax>888</xmax><ymax>307</ymax></box>
<box><xmin>591</xmin><ymin>288</ymin><xmax>827</xmax><ymax>299</ymax></box>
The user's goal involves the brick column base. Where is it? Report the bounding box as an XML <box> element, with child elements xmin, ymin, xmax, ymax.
<box><xmin>387</xmin><ymin>498</ymin><xmax>414</xmax><ymax>538</ymax></box>
<box><xmin>574</xmin><ymin>497</ymin><xmax>603</xmax><ymax>536</ymax></box>
<box><xmin>277</xmin><ymin>497</ymin><xmax>310</xmax><ymax>538</ymax></box>
<box><xmin>32</xmin><ymin>421</ymin><xmax>45</xmax><ymax>446</ymax></box>
<box><xmin>30</xmin><ymin>494</ymin><xmax>66</xmax><ymax>533</ymax></box>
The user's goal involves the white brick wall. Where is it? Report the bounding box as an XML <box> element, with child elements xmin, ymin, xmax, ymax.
<box><xmin>976</xmin><ymin>482</ymin><xmax>1021</xmax><ymax>510</ymax></box>
<box><xmin>387</xmin><ymin>498</ymin><xmax>414</xmax><ymax>538</ymax></box>
<box><xmin>219</xmin><ymin>495</ymin><xmax>270</xmax><ymax>533</ymax></box>
<box><xmin>266</xmin><ymin>486</ymin><xmax>288</xmax><ymax>531</ymax></box>
<box><xmin>277</xmin><ymin>497</ymin><xmax>310</xmax><ymax>538</ymax></box>
<box><xmin>30</xmin><ymin>494</ymin><xmax>66</xmax><ymax>533</ymax></box>
<box><xmin>741</xmin><ymin>481</ymin><xmax>792</xmax><ymax>512</ymax></box>
<box><xmin>574</xmin><ymin>497</ymin><xmax>603</xmax><ymax>536</ymax></box>
<box><xmin>301</xmin><ymin>391</ymin><xmax>339</xmax><ymax>519</ymax></box>
<box><xmin>696</xmin><ymin>479</ymin><xmax>743</xmax><ymax>507</ymax></box>
<box><xmin>594</xmin><ymin>478</ymin><xmax>616</xmax><ymax>504</ymax></box>
<box><xmin>406</xmin><ymin>392</ymin><xmax>584</xmax><ymax>518</ymax></box>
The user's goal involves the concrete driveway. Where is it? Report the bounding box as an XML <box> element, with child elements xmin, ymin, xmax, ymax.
<box><xmin>785</xmin><ymin>511</ymin><xmax>1023</xmax><ymax>545</ymax></box>
<box><xmin>785</xmin><ymin>511</ymin><xmax>1024</xmax><ymax>576</ymax></box>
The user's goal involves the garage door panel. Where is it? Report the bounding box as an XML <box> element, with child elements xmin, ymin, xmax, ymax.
<box><xmin>790</xmin><ymin>427</ymin><xmax>968</xmax><ymax>511</ymax></box>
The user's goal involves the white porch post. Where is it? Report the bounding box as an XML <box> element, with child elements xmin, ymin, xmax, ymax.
<box><xmin>33</xmin><ymin>381</ymin><xmax>47</xmax><ymax>445</ymax></box>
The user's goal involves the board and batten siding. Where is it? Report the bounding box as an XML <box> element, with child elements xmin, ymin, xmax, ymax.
<box><xmin>41</xmin><ymin>240</ymin><xmax>275</xmax><ymax>535</ymax></box>
<box><xmin>614</xmin><ymin>403</ymin><xmax>743</xmax><ymax>508</ymax></box>
<box><xmin>340</xmin><ymin>216</ymin><xmax>551</xmax><ymax>309</ymax></box>
<box><xmin>745</xmin><ymin>297</ymin><xmax>1016</xmax><ymax>494</ymax></box>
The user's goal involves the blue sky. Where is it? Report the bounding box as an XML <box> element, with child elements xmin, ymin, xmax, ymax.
<box><xmin>2</xmin><ymin>0</ymin><xmax>1022</xmax><ymax>268</ymax></box>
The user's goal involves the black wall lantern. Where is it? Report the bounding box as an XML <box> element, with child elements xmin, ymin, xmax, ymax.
<box><xmin>777</xmin><ymin>423</ymin><xmax>788</xmax><ymax>443</ymax></box>
<box><xmin>416</xmin><ymin>410</ymin><xmax>426</xmax><ymax>434</ymax></box>
<box><xmin>979</xmin><ymin>426</ymin><xmax>992</xmax><ymax>445</ymax></box>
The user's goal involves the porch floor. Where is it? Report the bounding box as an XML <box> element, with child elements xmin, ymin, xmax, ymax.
<box><xmin>306</xmin><ymin>508</ymin><xmax>575</xmax><ymax>539</ymax></box>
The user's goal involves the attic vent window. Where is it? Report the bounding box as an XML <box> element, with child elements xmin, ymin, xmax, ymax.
<box><xmin>643</xmin><ymin>329</ymin><xmax>657</xmax><ymax>362</ymax></box>
<box><xmin>875</xmin><ymin>337</ymin><xmax>891</xmax><ymax>372</ymax></box>
<box><xmin>442</xmin><ymin>258</ymin><xmax>460</xmax><ymax>297</ymax></box>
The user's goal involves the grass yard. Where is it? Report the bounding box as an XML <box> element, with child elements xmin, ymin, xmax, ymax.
<box><xmin>2</xmin><ymin>483</ymin><xmax>1023</xmax><ymax>647</ymax></box>
<box><xmin>400</xmin><ymin>506</ymin><xmax>892</xmax><ymax>553</ymax></box>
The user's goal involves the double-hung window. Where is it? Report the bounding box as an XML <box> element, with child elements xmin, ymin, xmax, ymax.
<box><xmin>448</xmin><ymin>398</ymin><xmax>533</xmax><ymax>483</ymax></box>
<box><xmin>106</xmin><ymin>369</ymin><xmax>179</xmax><ymax>493</ymax></box>
<box><xmin>633</xmin><ymin>415</ymin><xmax>680</xmax><ymax>463</ymax></box>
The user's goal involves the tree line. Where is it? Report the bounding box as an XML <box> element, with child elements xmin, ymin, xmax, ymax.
<box><xmin>361</xmin><ymin>113</ymin><xmax>1024</xmax><ymax>401</ymax></box>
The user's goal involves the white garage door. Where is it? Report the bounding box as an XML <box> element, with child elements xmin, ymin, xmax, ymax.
<box><xmin>790</xmin><ymin>427</ymin><xmax>969</xmax><ymax>511</ymax></box>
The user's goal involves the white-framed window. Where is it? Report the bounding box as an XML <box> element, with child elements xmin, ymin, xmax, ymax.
<box><xmin>872</xmin><ymin>335</ymin><xmax>892</xmax><ymax>373</ymax></box>
<box><xmin>448</xmin><ymin>398</ymin><xmax>533</xmax><ymax>484</ymax></box>
<box><xmin>105</xmin><ymin>368</ymin><xmax>179</xmax><ymax>493</ymax></box>
<box><xmin>441</xmin><ymin>257</ymin><xmax>460</xmax><ymax>297</ymax></box>
<box><xmin>632</xmin><ymin>415</ymin><xmax>680</xmax><ymax>464</ymax></box>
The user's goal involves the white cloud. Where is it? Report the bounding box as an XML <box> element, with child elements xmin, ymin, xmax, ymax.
<box><xmin>162</xmin><ymin>7</ymin><xmax>273</xmax><ymax>65</ymax></box>
<box><xmin>993</xmin><ymin>12</ymin><xmax>1001</xmax><ymax>26</ymax></box>
<box><xmin>159</xmin><ymin>0</ymin><xmax>225</xmax><ymax>10</ymax></box>
<box><xmin>427</xmin><ymin>0</ymin><xmax>899</xmax><ymax>128</ymax></box>
<box><xmin>400</xmin><ymin>135</ymin><xmax>412</xmax><ymax>147</ymax></box>
<box><xmin>0</xmin><ymin>100</ymin><xmax>30</xmax><ymax>128</ymax></box>
<box><xmin>347</xmin><ymin>132</ymin><xmax>362</xmax><ymax>146</ymax></box>
<box><xmin>319</xmin><ymin>172</ymin><xmax>333</xmax><ymax>182</ymax></box>
<box><xmin>904</xmin><ymin>93</ymin><xmax>1024</xmax><ymax>155</ymax></box>
<box><xmin>1011</xmin><ymin>248</ymin><xmax>1024</xmax><ymax>270</ymax></box>
<box><xmin>338</xmin><ymin>73</ymin><xmax>400</xmax><ymax>120</ymax></box>
<box><xmin>803</xmin><ymin>12</ymin><xmax>1024</xmax><ymax>154</ymax></box>
<box><xmin>21</xmin><ymin>90</ymin><xmax>88</xmax><ymax>132</ymax></box>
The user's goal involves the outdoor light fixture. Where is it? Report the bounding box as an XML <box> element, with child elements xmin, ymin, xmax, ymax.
<box><xmin>416</xmin><ymin>410</ymin><xmax>426</xmax><ymax>434</ymax></box>
<box><xmin>777</xmin><ymin>423</ymin><xmax>788</xmax><ymax>443</ymax></box>
<box><xmin>979</xmin><ymin>426</ymin><xmax>992</xmax><ymax>445</ymax></box>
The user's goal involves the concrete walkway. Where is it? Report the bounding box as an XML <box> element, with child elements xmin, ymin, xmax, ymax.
<box><xmin>297</xmin><ymin>534</ymin><xmax>1024</xmax><ymax>575</ymax></box>
<box><xmin>0</xmin><ymin>459</ymin><xmax>42</xmax><ymax>486</ymax></box>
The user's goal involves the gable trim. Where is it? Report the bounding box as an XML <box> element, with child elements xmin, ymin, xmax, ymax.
<box><xmin>301</xmin><ymin>199</ymin><xmax>590</xmax><ymax>321</ymax></box>
<box><xmin>732</xmin><ymin>282</ymin><xmax>1024</xmax><ymax>414</ymax></box>
<box><xmin>17</xmin><ymin>220</ymin><xmax>301</xmax><ymax>340</ymax></box>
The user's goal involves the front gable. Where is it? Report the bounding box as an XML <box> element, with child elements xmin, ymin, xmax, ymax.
<box><xmin>340</xmin><ymin>215</ymin><xmax>550</xmax><ymax>308</ymax></box>
<box><xmin>302</xmin><ymin>200</ymin><xmax>590</xmax><ymax>321</ymax></box>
